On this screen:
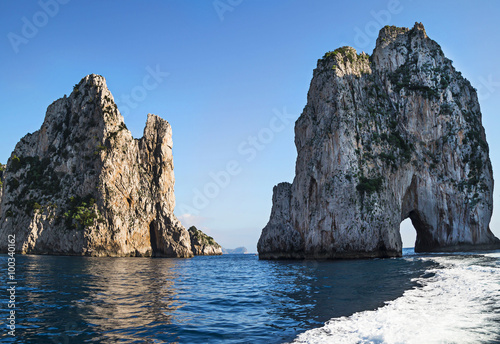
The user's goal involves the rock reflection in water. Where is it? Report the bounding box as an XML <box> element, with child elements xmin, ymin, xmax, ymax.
<box><xmin>17</xmin><ymin>255</ymin><xmax>182</xmax><ymax>343</ymax></box>
<box><xmin>75</xmin><ymin>257</ymin><xmax>181</xmax><ymax>342</ymax></box>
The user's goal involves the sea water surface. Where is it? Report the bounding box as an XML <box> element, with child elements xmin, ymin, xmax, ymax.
<box><xmin>0</xmin><ymin>249</ymin><xmax>499</xmax><ymax>343</ymax></box>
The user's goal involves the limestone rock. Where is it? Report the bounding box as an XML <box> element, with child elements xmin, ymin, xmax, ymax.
<box><xmin>0</xmin><ymin>74</ymin><xmax>219</xmax><ymax>257</ymax></box>
<box><xmin>257</xmin><ymin>183</ymin><xmax>304</xmax><ymax>259</ymax></box>
<box><xmin>258</xmin><ymin>23</ymin><xmax>500</xmax><ymax>259</ymax></box>
<box><xmin>188</xmin><ymin>226</ymin><xmax>222</xmax><ymax>255</ymax></box>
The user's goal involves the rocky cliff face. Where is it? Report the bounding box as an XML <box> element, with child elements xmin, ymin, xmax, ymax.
<box><xmin>188</xmin><ymin>226</ymin><xmax>222</xmax><ymax>255</ymax></box>
<box><xmin>0</xmin><ymin>74</ymin><xmax>220</xmax><ymax>257</ymax></box>
<box><xmin>258</xmin><ymin>23</ymin><xmax>500</xmax><ymax>259</ymax></box>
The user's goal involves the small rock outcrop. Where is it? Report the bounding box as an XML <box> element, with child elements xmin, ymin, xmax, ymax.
<box><xmin>258</xmin><ymin>23</ymin><xmax>500</xmax><ymax>259</ymax></box>
<box><xmin>0</xmin><ymin>74</ymin><xmax>220</xmax><ymax>257</ymax></box>
<box><xmin>188</xmin><ymin>226</ymin><xmax>222</xmax><ymax>255</ymax></box>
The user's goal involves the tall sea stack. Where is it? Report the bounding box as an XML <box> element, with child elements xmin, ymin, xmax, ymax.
<box><xmin>0</xmin><ymin>74</ymin><xmax>220</xmax><ymax>257</ymax></box>
<box><xmin>258</xmin><ymin>23</ymin><xmax>500</xmax><ymax>259</ymax></box>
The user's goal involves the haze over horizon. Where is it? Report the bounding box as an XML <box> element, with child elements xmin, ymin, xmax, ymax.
<box><xmin>1</xmin><ymin>1</ymin><xmax>500</xmax><ymax>251</ymax></box>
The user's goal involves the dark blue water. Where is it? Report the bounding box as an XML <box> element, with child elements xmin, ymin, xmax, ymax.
<box><xmin>0</xmin><ymin>250</ymin><xmax>436</xmax><ymax>343</ymax></box>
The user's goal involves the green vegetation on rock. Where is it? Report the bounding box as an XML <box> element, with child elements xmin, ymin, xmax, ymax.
<box><xmin>188</xmin><ymin>226</ymin><xmax>217</xmax><ymax>246</ymax></box>
<box><xmin>6</xmin><ymin>156</ymin><xmax>60</xmax><ymax>203</ymax></box>
<box><xmin>356</xmin><ymin>176</ymin><xmax>383</xmax><ymax>194</ymax></box>
<box><xmin>0</xmin><ymin>163</ymin><xmax>4</xmax><ymax>188</ymax></box>
<box><xmin>63</xmin><ymin>195</ymin><xmax>103</xmax><ymax>230</ymax></box>
<box><xmin>322</xmin><ymin>46</ymin><xmax>368</xmax><ymax>65</ymax></box>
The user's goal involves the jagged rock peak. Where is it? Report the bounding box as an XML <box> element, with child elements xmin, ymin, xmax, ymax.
<box><xmin>375</xmin><ymin>22</ymin><xmax>426</xmax><ymax>47</ymax></box>
<box><xmin>318</xmin><ymin>46</ymin><xmax>371</xmax><ymax>78</ymax></box>
<box><xmin>0</xmin><ymin>74</ymin><xmax>221</xmax><ymax>257</ymax></box>
<box><xmin>258</xmin><ymin>24</ymin><xmax>500</xmax><ymax>260</ymax></box>
<box><xmin>74</xmin><ymin>73</ymin><xmax>107</xmax><ymax>90</ymax></box>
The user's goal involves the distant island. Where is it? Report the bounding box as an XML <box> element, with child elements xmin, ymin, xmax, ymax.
<box><xmin>222</xmin><ymin>247</ymin><xmax>248</xmax><ymax>254</ymax></box>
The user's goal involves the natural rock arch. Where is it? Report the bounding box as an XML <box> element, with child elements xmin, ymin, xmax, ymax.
<box><xmin>399</xmin><ymin>218</ymin><xmax>416</xmax><ymax>248</ymax></box>
<box><xmin>399</xmin><ymin>175</ymin><xmax>441</xmax><ymax>252</ymax></box>
<box><xmin>258</xmin><ymin>23</ymin><xmax>500</xmax><ymax>259</ymax></box>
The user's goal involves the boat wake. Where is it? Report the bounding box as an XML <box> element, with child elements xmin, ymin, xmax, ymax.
<box><xmin>291</xmin><ymin>252</ymin><xmax>500</xmax><ymax>344</ymax></box>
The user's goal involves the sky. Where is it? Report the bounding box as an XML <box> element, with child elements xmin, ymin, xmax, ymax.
<box><xmin>1</xmin><ymin>0</ymin><xmax>500</xmax><ymax>251</ymax></box>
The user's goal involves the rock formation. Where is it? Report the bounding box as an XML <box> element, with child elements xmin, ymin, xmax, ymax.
<box><xmin>188</xmin><ymin>226</ymin><xmax>222</xmax><ymax>255</ymax></box>
<box><xmin>258</xmin><ymin>23</ymin><xmax>500</xmax><ymax>259</ymax></box>
<box><xmin>0</xmin><ymin>74</ymin><xmax>220</xmax><ymax>257</ymax></box>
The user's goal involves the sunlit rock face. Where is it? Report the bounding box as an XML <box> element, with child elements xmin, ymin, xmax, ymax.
<box><xmin>188</xmin><ymin>226</ymin><xmax>222</xmax><ymax>256</ymax></box>
<box><xmin>0</xmin><ymin>74</ymin><xmax>216</xmax><ymax>257</ymax></box>
<box><xmin>258</xmin><ymin>23</ymin><xmax>500</xmax><ymax>259</ymax></box>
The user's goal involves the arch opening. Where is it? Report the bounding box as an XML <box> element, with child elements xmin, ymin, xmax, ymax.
<box><xmin>400</xmin><ymin>210</ymin><xmax>440</xmax><ymax>252</ymax></box>
<box><xmin>400</xmin><ymin>218</ymin><xmax>416</xmax><ymax>249</ymax></box>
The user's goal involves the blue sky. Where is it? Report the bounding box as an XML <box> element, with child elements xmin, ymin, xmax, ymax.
<box><xmin>1</xmin><ymin>0</ymin><xmax>500</xmax><ymax>251</ymax></box>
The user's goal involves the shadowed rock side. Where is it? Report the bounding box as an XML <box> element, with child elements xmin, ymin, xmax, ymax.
<box><xmin>258</xmin><ymin>23</ymin><xmax>500</xmax><ymax>260</ymax></box>
<box><xmin>257</xmin><ymin>183</ymin><xmax>304</xmax><ymax>259</ymax></box>
<box><xmin>0</xmin><ymin>74</ymin><xmax>219</xmax><ymax>257</ymax></box>
<box><xmin>188</xmin><ymin>226</ymin><xmax>222</xmax><ymax>255</ymax></box>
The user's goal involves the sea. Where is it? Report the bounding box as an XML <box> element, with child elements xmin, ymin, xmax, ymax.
<box><xmin>1</xmin><ymin>248</ymin><xmax>499</xmax><ymax>344</ymax></box>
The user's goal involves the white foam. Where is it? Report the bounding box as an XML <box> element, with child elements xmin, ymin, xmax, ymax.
<box><xmin>290</xmin><ymin>255</ymin><xmax>500</xmax><ymax>344</ymax></box>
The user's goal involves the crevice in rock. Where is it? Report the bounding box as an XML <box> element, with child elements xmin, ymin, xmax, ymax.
<box><xmin>149</xmin><ymin>221</ymin><xmax>158</xmax><ymax>256</ymax></box>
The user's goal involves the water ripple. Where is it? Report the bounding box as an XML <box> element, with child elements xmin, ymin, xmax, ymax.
<box><xmin>0</xmin><ymin>253</ymin><xmax>434</xmax><ymax>343</ymax></box>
